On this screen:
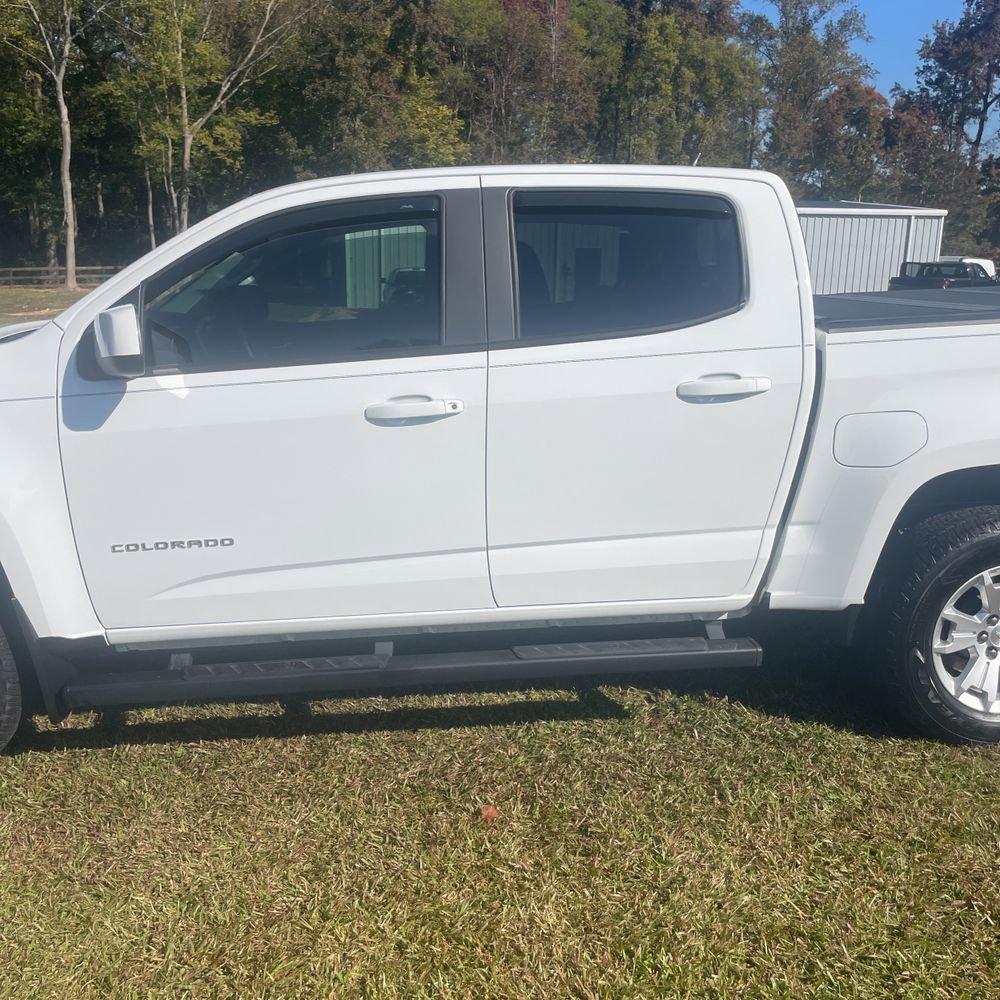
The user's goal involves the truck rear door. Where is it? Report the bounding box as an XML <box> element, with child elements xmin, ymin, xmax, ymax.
<box><xmin>482</xmin><ymin>171</ymin><xmax>814</xmax><ymax>610</ymax></box>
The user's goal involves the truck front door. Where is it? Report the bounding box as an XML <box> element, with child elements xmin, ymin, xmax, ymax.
<box><xmin>58</xmin><ymin>181</ymin><xmax>492</xmax><ymax>632</ymax></box>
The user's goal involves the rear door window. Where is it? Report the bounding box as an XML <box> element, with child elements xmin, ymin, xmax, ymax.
<box><xmin>511</xmin><ymin>190</ymin><xmax>744</xmax><ymax>342</ymax></box>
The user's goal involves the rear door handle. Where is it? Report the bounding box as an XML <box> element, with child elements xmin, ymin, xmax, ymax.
<box><xmin>677</xmin><ymin>375</ymin><xmax>771</xmax><ymax>402</ymax></box>
<box><xmin>364</xmin><ymin>396</ymin><xmax>464</xmax><ymax>422</ymax></box>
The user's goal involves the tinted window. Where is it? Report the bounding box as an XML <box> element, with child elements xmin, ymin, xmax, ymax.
<box><xmin>917</xmin><ymin>262</ymin><xmax>964</xmax><ymax>278</ymax></box>
<box><xmin>143</xmin><ymin>200</ymin><xmax>441</xmax><ymax>372</ymax></box>
<box><xmin>512</xmin><ymin>190</ymin><xmax>743</xmax><ymax>341</ymax></box>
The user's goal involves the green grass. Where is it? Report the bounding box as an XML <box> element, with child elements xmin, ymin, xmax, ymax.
<box><xmin>1</xmin><ymin>642</ymin><xmax>998</xmax><ymax>998</ymax></box>
<box><xmin>0</xmin><ymin>285</ymin><xmax>996</xmax><ymax>994</ymax></box>
<box><xmin>0</xmin><ymin>285</ymin><xmax>93</xmax><ymax>325</ymax></box>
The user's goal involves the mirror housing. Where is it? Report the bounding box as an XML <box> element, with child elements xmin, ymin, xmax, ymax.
<box><xmin>94</xmin><ymin>305</ymin><xmax>145</xmax><ymax>379</ymax></box>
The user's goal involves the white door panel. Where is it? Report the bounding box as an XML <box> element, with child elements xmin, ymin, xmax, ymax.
<box><xmin>487</xmin><ymin>343</ymin><xmax>803</xmax><ymax>605</ymax></box>
<box><xmin>59</xmin><ymin>182</ymin><xmax>493</xmax><ymax>631</ymax></box>
<box><xmin>61</xmin><ymin>358</ymin><xmax>490</xmax><ymax>628</ymax></box>
<box><xmin>483</xmin><ymin>174</ymin><xmax>811</xmax><ymax>608</ymax></box>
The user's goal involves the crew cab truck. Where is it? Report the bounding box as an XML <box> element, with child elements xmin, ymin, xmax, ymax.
<box><xmin>889</xmin><ymin>259</ymin><xmax>997</xmax><ymax>290</ymax></box>
<box><xmin>4</xmin><ymin>164</ymin><xmax>1000</xmax><ymax>750</ymax></box>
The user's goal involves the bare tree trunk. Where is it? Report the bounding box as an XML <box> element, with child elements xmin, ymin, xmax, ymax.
<box><xmin>168</xmin><ymin>0</ymin><xmax>294</xmax><ymax>230</ymax></box>
<box><xmin>1</xmin><ymin>0</ymin><xmax>111</xmax><ymax>289</ymax></box>
<box><xmin>543</xmin><ymin>0</ymin><xmax>559</xmax><ymax>156</ymax></box>
<box><xmin>144</xmin><ymin>162</ymin><xmax>157</xmax><ymax>250</ymax></box>
<box><xmin>28</xmin><ymin>201</ymin><xmax>41</xmax><ymax>255</ymax></box>
<box><xmin>745</xmin><ymin>111</ymin><xmax>760</xmax><ymax>169</ymax></box>
<box><xmin>968</xmin><ymin>85</ymin><xmax>995</xmax><ymax>167</ymax></box>
<box><xmin>96</xmin><ymin>179</ymin><xmax>105</xmax><ymax>220</ymax></box>
<box><xmin>175</xmin><ymin>10</ymin><xmax>193</xmax><ymax>233</ymax></box>
<box><xmin>54</xmin><ymin>80</ymin><xmax>78</xmax><ymax>290</ymax></box>
<box><xmin>179</xmin><ymin>128</ymin><xmax>193</xmax><ymax>232</ymax></box>
<box><xmin>163</xmin><ymin>139</ymin><xmax>179</xmax><ymax>234</ymax></box>
<box><xmin>45</xmin><ymin>229</ymin><xmax>59</xmax><ymax>274</ymax></box>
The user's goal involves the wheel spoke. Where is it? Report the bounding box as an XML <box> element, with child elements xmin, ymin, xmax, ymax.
<box><xmin>941</xmin><ymin>607</ymin><xmax>984</xmax><ymax>631</ymax></box>
<box><xmin>953</xmin><ymin>652</ymin><xmax>990</xmax><ymax>698</ymax></box>
<box><xmin>934</xmin><ymin>631</ymin><xmax>979</xmax><ymax>655</ymax></box>
<box><xmin>983</xmin><ymin>658</ymin><xmax>1000</xmax><ymax>707</ymax></box>
<box><xmin>973</xmin><ymin>571</ymin><xmax>1000</xmax><ymax>615</ymax></box>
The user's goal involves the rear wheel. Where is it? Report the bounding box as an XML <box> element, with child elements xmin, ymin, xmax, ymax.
<box><xmin>883</xmin><ymin>506</ymin><xmax>1000</xmax><ymax>743</ymax></box>
<box><xmin>0</xmin><ymin>624</ymin><xmax>23</xmax><ymax>753</ymax></box>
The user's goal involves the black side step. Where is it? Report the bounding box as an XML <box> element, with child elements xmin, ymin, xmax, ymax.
<box><xmin>61</xmin><ymin>636</ymin><xmax>762</xmax><ymax>712</ymax></box>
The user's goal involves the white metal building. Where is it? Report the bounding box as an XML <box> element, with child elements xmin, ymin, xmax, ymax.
<box><xmin>796</xmin><ymin>201</ymin><xmax>948</xmax><ymax>295</ymax></box>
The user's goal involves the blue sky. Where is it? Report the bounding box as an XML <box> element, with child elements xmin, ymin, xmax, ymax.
<box><xmin>855</xmin><ymin>0</ymin><xmax>965</xmax><ymax>95</ymax></box>
<box><xmin>744</xmin><ymin>1</ymin><xmax>966</xmax><ymax>97</ymax></box>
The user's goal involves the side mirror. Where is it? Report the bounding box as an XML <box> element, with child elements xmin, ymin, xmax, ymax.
<box><xmin>94</xmin><ymin>305</ymin><xmax>145</xmax><ymax>379</ymax></box>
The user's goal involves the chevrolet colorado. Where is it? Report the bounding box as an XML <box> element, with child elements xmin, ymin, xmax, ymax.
<box><xmin>3</xmin><ymin>165</ymin><xmax>1000</xmax><ymax>748</ymax></box>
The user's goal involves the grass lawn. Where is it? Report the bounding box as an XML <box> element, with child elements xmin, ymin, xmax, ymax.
<box><xmin>1</xmin><ymin>639</ymin><xmax>998</xmax><ymax>998</ymax></box>
<box><xmin>0</xmin><ymin>285</ymin><xmax>93</xmax><ymax>325</ymax></box>
<box><xmin>0</xmin><ymin>285</ymin><xmax>996</xmax><ymax>995</ymax></box>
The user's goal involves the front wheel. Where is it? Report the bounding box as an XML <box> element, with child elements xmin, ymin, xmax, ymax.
<box><xmin>884</xmin><ymin>506</ymin><xmax>1000</xmax><ymax>743</ymax></box>
<box><xmin>0</xmin><ymin>624</ymin><xmax>22</xmax><ymax>753</ymax></box>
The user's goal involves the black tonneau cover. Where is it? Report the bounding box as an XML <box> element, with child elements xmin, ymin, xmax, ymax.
<box><xmin>814</xmin><ymin>287</ymin><xmax>1000</xmax><ymax>333</ymax></box>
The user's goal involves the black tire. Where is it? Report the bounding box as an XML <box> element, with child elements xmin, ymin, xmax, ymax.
<box><xmin>0</xmin><ymin>624</ymin><xmax>23</xmax><ymax>753</ymax></box>
<box><xmin>883</xmin><ymin>505</ymin><xmax>1000</xmax><ymax>744</ymax></box>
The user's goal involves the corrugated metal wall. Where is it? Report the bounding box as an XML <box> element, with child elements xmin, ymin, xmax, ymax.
<box><xmin>910</xmin><ymin>216</ymin><xmax>945</xmax><ymax>263</ymax></box>
<box><xmin>517</xmin><ymin>221</ymin><xmax>622</xmax><ymax>301</ymax></box>
<box><xmin>345</xmin><ymin>224</ymin><xmax>427</xmax><ymax>308</ymax></box>
<box><xmin>798</xmin><ymin>212</ymin><xmax>945</xmax><ymax>295</ymax></box>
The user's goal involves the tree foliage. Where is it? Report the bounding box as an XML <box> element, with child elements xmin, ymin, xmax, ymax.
<box><xmin>912</xmin><ymin>0</ymin><xmax>1000</xmax><ymax>165</ymax></box>
<box><xmin>1</xmin><ymin>0</ymin><xmax>999</xmax><ymax>269</ymax></box>
<box><xmin>808</xmin><ymin>78</ymin><xmax>888</xmax><ymax>201</ymax></box>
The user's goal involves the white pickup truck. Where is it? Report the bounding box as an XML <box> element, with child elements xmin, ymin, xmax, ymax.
<box><xmin>4</xmin><ymin>164</ymin><xmax>1000</xmax><ymax>748</ymax></box>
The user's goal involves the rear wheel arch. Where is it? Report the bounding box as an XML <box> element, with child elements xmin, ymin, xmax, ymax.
<box><xmin>846</xmin><ymin>468</ymin><xmax>1000</xmax><ymax>691</ymax></box>
<box><xmin>849</xmin><ymin>467</ymin><xmax>1000</xmax><ymax>742</ymax></box>
<box><xmin>864</xmin><ymin>465</ymin><xmax>1000</xmax><ymax>608</ymax></box>
<box><xmin>877</xmin><ymin>506</ymin><xmax>1000</xmax><ymax>742</ymax></box>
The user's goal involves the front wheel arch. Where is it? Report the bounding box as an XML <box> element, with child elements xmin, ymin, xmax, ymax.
<box><xmin>0</xmin><ymin>562</ymin><xmax>44</xmax><ymax>717</ymax></box>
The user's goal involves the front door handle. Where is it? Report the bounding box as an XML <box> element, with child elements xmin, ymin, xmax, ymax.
<box><xmin>364</xmin><ymin>396</ymin><xmax>464</xmax><ymax>423</ymax></box>
<box><xmin>677</xmin><ymin>375</ymin><xmax>771</xmax><ymax>402</ymax></box>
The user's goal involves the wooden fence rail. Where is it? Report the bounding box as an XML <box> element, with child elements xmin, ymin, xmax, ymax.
<box><xmin>0</xmin><ymin>265</ymin><xmax>119</xmax><ymax>287</ymax></box>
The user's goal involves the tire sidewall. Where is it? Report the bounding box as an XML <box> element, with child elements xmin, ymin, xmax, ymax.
<box><xmin>899</xmin><ymin>534</ymin><xmax>1000</xmax><ymax>743</ymax></box>
<box><xmin>0</xmin><ymin>629</ymin><xmax>22</xmax><ymax>752</ymax></box>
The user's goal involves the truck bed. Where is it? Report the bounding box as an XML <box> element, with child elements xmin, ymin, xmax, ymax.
<box><xmin>815</xmin><ymin>287</ymin><xmax>1000</xmax><ymax>333</ymax></box>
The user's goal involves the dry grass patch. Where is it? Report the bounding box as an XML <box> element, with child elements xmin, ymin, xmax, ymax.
<box><xmin>0</xmin><ymin>285</ymin><xmax>93</xmax><ymax>325</ymax></box>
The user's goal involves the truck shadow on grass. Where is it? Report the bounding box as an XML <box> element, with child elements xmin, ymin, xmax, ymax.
<box><xmin>12</xmin><ymin>686</ymin><xmax>631</xmax><ymax>755</ymax></box>
<box><xmin>11</xmin><ymin>642</ymin><xmax>901</xmax><ymax>755</ymax></box>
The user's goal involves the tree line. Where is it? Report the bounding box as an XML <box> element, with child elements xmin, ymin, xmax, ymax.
<box><xmin>1</xmin><ymin>0</ymin><xmax>998</xmax><ymax>288</ymax></box>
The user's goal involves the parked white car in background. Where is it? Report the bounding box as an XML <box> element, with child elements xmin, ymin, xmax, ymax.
<box><xmin>3</xmin><ymin>164</ymin><xmax>1000</xmax><ymax>747</ymax></box>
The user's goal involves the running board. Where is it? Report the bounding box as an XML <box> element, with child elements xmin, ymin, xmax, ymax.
<box><xmin>61</xmin><ymin>636</ymin><xmax>762</xmax><ymax>711</ymax></box>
